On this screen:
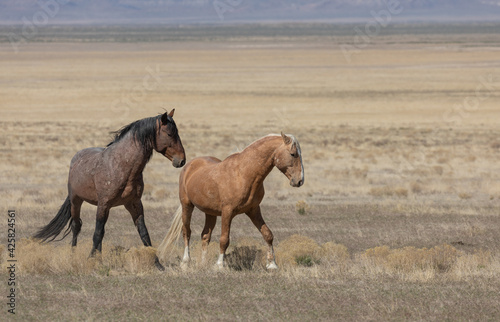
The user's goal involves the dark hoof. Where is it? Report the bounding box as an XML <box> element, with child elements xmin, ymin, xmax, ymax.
<box><xmin>154</xmin><ymin>257</ymin><xmax>165</xmax><ymax>271</ymax></box>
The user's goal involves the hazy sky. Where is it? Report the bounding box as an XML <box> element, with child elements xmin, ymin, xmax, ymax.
<box><xmin>1</xmin><ymin>0</ymin><xmax>500</xmax><ymax>24</ymax></box>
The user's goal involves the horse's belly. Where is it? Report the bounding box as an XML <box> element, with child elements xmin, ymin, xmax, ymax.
<box><xmin>119</xmin><ymin>183</ymin><xmax>143</xmax><ymax>202</ymax></box>
<box><xmin>232</xmin><ymin>185</ymin><xmax>265</xmax><ymax>214</ymax></box>
<box><xmin>188</xmin><ymin>185</ymin><xmax>222</xmax><ymax>215</ymax></box>
<box><xmin>234</xmin><ymin>195</ymin><xmax>264</xmax><ymax>214</ymax></box>
<box><xmin>193</xmin><ymin>203</ymin><xmax>221</xmax><ymax>216</ymax></box>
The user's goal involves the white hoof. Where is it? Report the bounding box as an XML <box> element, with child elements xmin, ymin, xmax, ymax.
<box><xmin>180</xmin><ymin>259</ymin><xmax>190</xmax><ymax>270</ymax></box>
<box><xmin>266</xmin><ymin>262</ymin><xmax>278</xmax><ymax>270</ymax></box>
<box><xmin>214</xmin><ymin>263</ymin><xmax>225</xmax><ymax>270</ymax></box>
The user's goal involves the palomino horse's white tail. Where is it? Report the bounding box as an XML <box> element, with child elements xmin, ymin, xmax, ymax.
<box><xmin>157</xmin><ymin>205</ymin><xmax>183</xmax><ymax>263</ymax></box>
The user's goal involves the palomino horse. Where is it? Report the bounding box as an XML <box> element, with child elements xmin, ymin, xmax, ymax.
<box><xmin>158</xmin><ymin>132</ymin><xmax>304</xmax><ymax>269</ymax></box>
<box><xmin>34</xmin><ymin>110</ymin><xmax>185</xmax><ymax>270</ymax></box>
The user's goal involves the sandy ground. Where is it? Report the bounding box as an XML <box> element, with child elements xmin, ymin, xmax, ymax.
<box><xmin>1</xmin><ymin>26</ymin><xmax>500</xmax><ymax>320</ymax></box>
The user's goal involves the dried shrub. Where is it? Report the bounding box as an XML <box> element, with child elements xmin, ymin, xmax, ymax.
<box><xmin>428</xmin><ymin>244</ymin><xmax>460</xmax><ymax>272</ymax></box>
<box><xmin>320</xmin><ymin>242</ymin><xmax>350</xmax><ymax>271</ymax></box>
<box><xmin>321</xmin><ymin>242</ymin><xmax>350</xmax><ymax>262</ymax></box>
<box><xmin>295</xmin><ymin>255</ymin><xmax>318</xmax><ymax>267</ymax></box>
<box><xmin>15</xmin><ymin>239</ymin><xmax>51</xmax><ymax>274</ymax></box>
<box><xmin>16</xmin><ymin>239</ymin><xmax>97</xmax><ymax>275</ymax></box>
<box><xmin>14</xmin><ymin>239</ymin><xmax>157</xmax><ymax>276</ymax></box>
<box><xmin>451</xmin><ymin>249</ymin><xmax>492</xmax><ymax>280</ymax></box>
<box><xmin>472</xmin><ymin>249</ymin><xmax>492</xmax><ymax>269</ymax></box>
<box><xmin>364</xmin><ymin>245</ymin><xmax>391</xmax><ymax>266</ymax></box>
<box><xmin>362</xmin><ymin>244</ymin><xmax>460</xmax><ymax>274</ymax></box>
<box><xmin>275</xmin><ymin>234</ymin><xmax>321</xmax><ymax>268</ymax></box>
<box><xmin>124</xmin><ymin>246</ymin><xmax>157</xmax><ymax>274</ymax></box>
<box><xmin>295</xmin><ymin>200</ymin><xmax>309</xmax><ymax>215</ymax></box>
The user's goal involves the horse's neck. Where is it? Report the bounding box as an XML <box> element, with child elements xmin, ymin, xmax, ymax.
<box><xmin>108</xmin><ymin>134</ymin><xmax>152</xmax><ymax>177</ymax></box>
<box><xmin>236</xmin><ymin>136</ymin><xmax>281</xmax><ymax>182</ymax></box>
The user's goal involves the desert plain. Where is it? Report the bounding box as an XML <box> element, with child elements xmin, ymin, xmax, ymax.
<box><xmin>1</xmin><ymin>23</ymin><xmax>500</xmax><ymax>320</ymax></box>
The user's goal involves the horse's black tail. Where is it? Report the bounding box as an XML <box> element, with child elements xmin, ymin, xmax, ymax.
<box><xmin>34</xmin><ymin>196</ymin><xmax>73</xmax><ymax>243</ymax></box>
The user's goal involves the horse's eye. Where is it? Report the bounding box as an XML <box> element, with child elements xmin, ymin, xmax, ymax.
<box><xmin>167</xmin><ymin>128</ymin><xmax>178</xmax><ymax>138</ymax></box>
<box><xmin>291</xmin><ymin>153</ymin><xmax>297</xmax><ymax>158</ymax></box>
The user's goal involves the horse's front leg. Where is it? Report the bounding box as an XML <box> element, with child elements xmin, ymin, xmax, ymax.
<box><xmin>217</xmin><ymin>208</ymin><xmax>235</xmax><ymax>269</ymax></box>
<box><xmin>246</xmin><ymin>206</ymin><xmax>278</xmax><ymax>270</ymax></box>
<box><xmin>125</xmin><ymin>199</ymin><xmax>165</xmax><ymax>271</ymax></box>
<box><xmin>90</xmin><ymin>203</ymin><xmax>110</xmax><ymax>257</ymax></box>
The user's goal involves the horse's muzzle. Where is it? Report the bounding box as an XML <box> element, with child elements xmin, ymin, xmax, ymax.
<box><xmin>172</xmin><ymin>157</ymin><xmax>186</xmax><ymax>168</ymax></box>
<box><xmin>290</xmin><ymin>177</ymin><xmax>304</xmax><ymax>188</ymax></box>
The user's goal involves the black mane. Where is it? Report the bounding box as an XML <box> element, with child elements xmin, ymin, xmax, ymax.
<box><xmin>107</xmin><ymin>115</ymin><xmax>163</xmax><ymax>157</ymax></box>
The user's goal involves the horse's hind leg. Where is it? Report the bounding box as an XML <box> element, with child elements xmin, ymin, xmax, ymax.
<box><xmin>125</xmin><ymin>199</ymin><xmax>165</xmax><ymax>271</ymax></box>
<box><xmin>70</xmin><ymin>196</ymin><xmax>83</xmax><ymax>247</ymax></box>
<box><xmin>201</xmin><ymin>214</ymin><xmax>217</xmax><ymax>265</ymax></box>
<box><xmin>246</xmin><ymin>206</ymin><xmax>278</xmax><ymax>270</ymax></box>
<box><xmin>90</xmin><ymin>203</ymin><xmax>110</xmax><ymax>257</ymax></box>
<box><xmin>181</xmin><ymin>203</ymin><xmax>194</xmax><ymax>266</ymax></box>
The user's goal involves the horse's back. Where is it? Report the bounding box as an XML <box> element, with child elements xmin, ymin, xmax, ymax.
<box><xmin>70</xmin><ymin>147</ymin><xmax>105</xmax><ymax>168</ymax></box>
<box><xmin>181</xmin><ymin>156</ymin><xmax>221</xmax><ymax>182</ymax></box>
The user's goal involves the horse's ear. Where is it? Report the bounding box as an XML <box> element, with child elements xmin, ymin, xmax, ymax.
<box><xmin>168</xmin><ymin>109</ymin><xmax>175</xmax><ymax>117</ymax></box>
<box><xmin>281</xmin><ymin>132</ymin><xmax>292</xmax><ymax>145</ymax></box>
<box><xmin>161</xmin><ymin>112</ymin><xmax>169</xmax><ymax>124</ymax></box>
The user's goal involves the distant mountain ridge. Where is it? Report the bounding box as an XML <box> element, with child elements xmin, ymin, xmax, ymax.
<box><xmin>1</xmin><ymin>0</ymin><xmax>500</xmax><ymax>24</ymax></box>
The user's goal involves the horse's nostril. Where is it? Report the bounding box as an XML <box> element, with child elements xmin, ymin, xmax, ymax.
<box><xmin>298</xmin><ymin>180</ymin><xmax>303</xmax><ymax>187</ymax></box>
<box><xmin>179</xmin><ymin>159</ymin><xmax>186</xmax><ymax>167</ymax></box>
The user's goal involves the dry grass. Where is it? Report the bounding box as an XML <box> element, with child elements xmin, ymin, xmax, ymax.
<box><xmin>369</xmin><ymin>186</ymin><xmax>409</xmax><ymax>198</ymax></box>
<box><xmin>5</xmin><ymin>235</ymin><xmax>498</xmax><ymax>282</ymax></box>
<box><xmin>2</xmin><ymin>201</ymin><xmax>500</xmax><ymax>320</ymax></box>
<box><xmin>1</xmin><ymin>25</ymin><xmax>500</xmax><ymax>320</ymax></box>
<box><xmin>9</xmin><ymin>239</ymin><xmax>158</xmax><ymax>276</ymax></box>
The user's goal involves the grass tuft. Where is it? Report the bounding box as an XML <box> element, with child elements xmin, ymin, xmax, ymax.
<box><xmin>295</xmin><ymin>200</ymin><xmax>309</xmax><ymax>215</ymax></box>
<box><xmin>361</xmin><ymin>244</ymin><xmax>460</xmax><ymax>277</ymax></box>
<box><xmin>275</xmin><ymin>234</ymin><xmax>322</xmax><ymax>268</ymax></box>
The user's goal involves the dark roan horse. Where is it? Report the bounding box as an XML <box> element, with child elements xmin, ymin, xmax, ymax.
<box><xmin>34</xmin><ymin>110</ymin><xmax>185</xmax><ymax>270</ymax></box>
